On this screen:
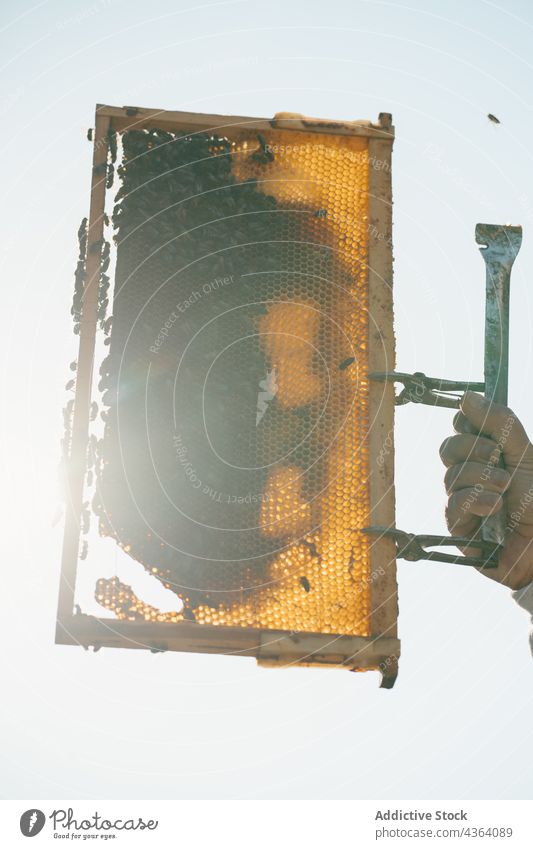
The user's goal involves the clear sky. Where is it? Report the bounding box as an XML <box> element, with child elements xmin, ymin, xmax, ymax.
<box><xmin>2</xmin><ymin>0</ymin><xmax>533</xmax><ymax>800</ymax></box>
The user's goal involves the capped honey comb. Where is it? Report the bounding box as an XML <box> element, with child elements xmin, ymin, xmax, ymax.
<box><xmin>94</xmin><ymin>123</ymin><xmax>373</xmax><ymax>638</ymax></box>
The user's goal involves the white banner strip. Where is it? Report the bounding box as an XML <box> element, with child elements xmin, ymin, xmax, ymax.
<box><xmin>1</xmin><ymin>800</ymin><xmax>531</xmax><ymax>848</ymax></box>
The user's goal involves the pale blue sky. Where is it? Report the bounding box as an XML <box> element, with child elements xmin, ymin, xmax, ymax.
<box><xmin>1</xmin><ymin>0</ymin><xmax>533</xmax><ymax>799</ymax></box>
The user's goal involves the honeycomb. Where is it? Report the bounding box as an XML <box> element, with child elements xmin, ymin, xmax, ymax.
<box><xmin>95</xmin><ymin>124</ymin><xmax>371</xmax><ymax>636</ymax></box>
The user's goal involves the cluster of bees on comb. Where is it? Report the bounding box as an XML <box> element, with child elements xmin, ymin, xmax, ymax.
<box><xmin>89</xmin><ymin>123</ymin><xmax>372</xmax><ymax>637</ymax></box>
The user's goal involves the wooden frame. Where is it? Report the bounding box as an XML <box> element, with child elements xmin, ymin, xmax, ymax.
<box><xmin>56</xmin><ymin>105</ymin><xmax>398</xmax><ymax>685</ymax></box>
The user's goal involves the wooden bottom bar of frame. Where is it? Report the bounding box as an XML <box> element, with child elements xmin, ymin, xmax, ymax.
<box><xmin>56</xmin><ymin>616</ymin><xmax>399</xmax><ymax>686</ymax></box>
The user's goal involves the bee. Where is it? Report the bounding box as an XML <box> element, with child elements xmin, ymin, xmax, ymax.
<box><xmin>182</xmin><ymin>607</ymin><xmax>196</xmax><ymax>622</ymax></box>
<box><xmin>87</xmin><ymin>128</ymin><xmax>93</xmax><ymax>142</ymax></box>
<box><xmin>339</xmin><ymin>356</ymin><xmax>356</xmax><ymax>371</ymax></box>
<box><xmin>251</xmin><ymin>133</ymin><xmax>274</xmax><ymax>164</ymax></box>
<box><xmin>299</xmin><ymin>576</ymin><xmax>311</xmax><ymax>593</ymax></box>
<box><xmin>347</xmin><ymin>545</ymin><xmax>356</xmax><ymax>576</ymax></box>
<box><xmin>487</xmin><ymin>113</ymin><xmax>501</xmax><ymax>124</ymax></box>
<box><xmin>65</xmin><ymin>378</ymin><xmax>76</xmax><ymax>391</ymax></box>
<box><xmin>314</xmin><ymin>209</ymin><xmax>328</xmax><ymax>218</ymax></box>
<box><xmin>300</xmin><ymin>538</ymin><xmax>319</xmax><ymax>558</ymax></box>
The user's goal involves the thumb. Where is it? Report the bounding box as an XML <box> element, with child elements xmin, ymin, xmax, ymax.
<box><xmin>460</xmin><ymin>391</ymin><xmax>531</xmax><ymax>465</ymax></box>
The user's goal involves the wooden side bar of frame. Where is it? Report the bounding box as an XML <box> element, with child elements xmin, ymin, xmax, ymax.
<box><xmin>56</xmin><ymin>113</ymin><xmax>110</xmax><ymax>636</ymax></box>
<box><xmin>366</xmin><ymin>132</ymin><xmax>398</xmax><ymax>685</ymax></box>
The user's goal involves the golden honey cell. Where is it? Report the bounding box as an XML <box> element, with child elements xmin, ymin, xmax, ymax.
<box><xmin>95</xmin><ymin>125</ymin><xmax>372</xmax><ymax>638</ymax></box>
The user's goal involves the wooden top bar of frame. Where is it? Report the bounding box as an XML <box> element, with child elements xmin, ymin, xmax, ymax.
<box><xmin>96</xmin><ymin>104</ymin><xmax>395</xmax><ymax>139</ymax></box>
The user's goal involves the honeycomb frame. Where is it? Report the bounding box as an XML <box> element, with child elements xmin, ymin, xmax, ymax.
<box><xmin>56</xmin><ymin>105</ymin><xmax>398</xmax><ymax>686</ymax></box>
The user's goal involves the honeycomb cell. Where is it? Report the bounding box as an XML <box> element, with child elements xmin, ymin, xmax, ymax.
<box><xmin>95</xmin><ymin>124</ymin><xmax>372</xmax><ymax>637</ymax></box>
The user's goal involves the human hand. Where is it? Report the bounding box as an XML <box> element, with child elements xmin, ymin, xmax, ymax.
<box><xmin>440</xmin><ymin>392</ymin><xmax>533</xmax><ymax>589</ymax></box>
